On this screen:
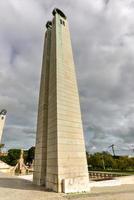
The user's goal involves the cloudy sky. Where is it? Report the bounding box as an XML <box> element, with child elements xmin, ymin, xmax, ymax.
<box><xmin>0</xmin><ymin>0</ymin><xmax>134</xmax><ymax>155</ymax></box>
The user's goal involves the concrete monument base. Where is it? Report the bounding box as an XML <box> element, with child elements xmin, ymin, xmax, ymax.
<box><xmin>63</xmin><ymin>177</ymin><xmax>90</xmax><ymax>193</ymax></box>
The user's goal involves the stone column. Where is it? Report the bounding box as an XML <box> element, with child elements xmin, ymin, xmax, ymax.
<box><xmin>33</xmin><ymin>25</ymin><xmax>51</xmax><ymax>186</ymax></box>
<box><xmin>0</xmin><ymin>110</ymin><xmax>7</xmax><ymax>144</ymax></box>
<box><xmin>34</xmin><ymin>9</ymin><xmax>90</xmax><ymax>193</ymax></box>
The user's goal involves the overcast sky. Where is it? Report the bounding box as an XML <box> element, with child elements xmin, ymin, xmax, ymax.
<box><xmin>0</xmin><ymin>0</ymin><xmax>134</xmax><ymax>155</ymax></box>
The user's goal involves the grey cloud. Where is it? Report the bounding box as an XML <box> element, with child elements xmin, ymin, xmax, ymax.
<box><xmin>0</xmin><ymin>0</ymin><xmax>134</xmax><ymax>155</ymax></box>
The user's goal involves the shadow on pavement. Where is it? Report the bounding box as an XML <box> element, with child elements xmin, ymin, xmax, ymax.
<box><xmin>0</xmin><ymin>177</ymin><xmax>48</xmax><ymax>191</ymax></box>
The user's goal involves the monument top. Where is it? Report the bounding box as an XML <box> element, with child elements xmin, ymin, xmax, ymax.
<box><xmin>52</xmin><ymin>8</ymin><xmax>66</xmax><ymax>19</ymax></box>
<box><xmin>0</xmin><ymin>109</ymin><xmax>7</xmax><ymax>116</ymax></box>
<box><xmin>46</xmin><ymin>21</ymin><xmax>52</xmax><ymax>29</ymax></box>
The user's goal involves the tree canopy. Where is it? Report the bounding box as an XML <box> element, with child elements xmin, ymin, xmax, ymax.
<box><xmin>0</xmin><ymin>147</ymin><xmax>35</xmax><ymax>166</ymax></box>
<box><xmin>87</xmin><ymin>151</ymin><xmax>134</xmax><ymax>172</ymax></box>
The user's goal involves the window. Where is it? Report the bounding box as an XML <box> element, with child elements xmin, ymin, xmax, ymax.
<box><xmin>60</xmin><ymin>19</ymin><xmax>62</xmax><ymax>25</ymax></box>
<box><xmin>60</xmin><ymin>19</ymin><xmax>65</xmax><ymax>26</ymax></box>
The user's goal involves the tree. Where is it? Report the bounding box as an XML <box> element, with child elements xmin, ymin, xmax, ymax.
<box><xmin>116</xmin><ymin>157</ymin><xmax>129</xmax><ymax>171</ymax></box>
<box><xmin>103</xmin><ymin>152</ymin><xmax>115</xmax><ymax>169</ymax></box>
<box><xmin>88</xmin><ymin>153</ymin><xmax>104</xmax><ymax>170</ymax></box>
<box><xmin>7</xmin><ymin>149</ymin><xmax>21</xmax><ymax>166</ymax></box>
<box><xmin>0</xmin><ymin>144</ymin><xmax>5</xmax><ymax>153</ymax></box>
<box><xmin>86</xmin><ymin>151</ymin><xmax>134</xmax><ymax>171</ymax></box>
<box><xmin>0</xmin><ymin>147</ymin><xmax>35</xmax><ymax>166</ymax></box>
<box><xmin>26</xmin><ymin>146</ymin><xmax>35</xmax><ymax>164</ymax></box>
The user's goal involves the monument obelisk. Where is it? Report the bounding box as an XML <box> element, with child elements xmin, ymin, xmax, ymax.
<box><xmin>33</xmin><ymin>8</ymin><xmax>90</xmax><ymax>193</ymax></box>
<box><xmin>0</xmin><ymin>109</ymin><xmax>7</xmax><ymax>143</ymax></box>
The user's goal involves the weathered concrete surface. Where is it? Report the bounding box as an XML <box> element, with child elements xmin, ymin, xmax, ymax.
<box><xmin>34</xmin><ymin>9</ymin><xmax>89</xmax><ymax>193</ymax></box>
<box><xmin>0</xmin><ymin>173</ymin><xmax>134</xmax><ymax>200</ymax></box>
<box><xmin>0</xmin><ymin>172</ymin><xmax>63</xmax><ymax>200</ymax></box>
<box><xmin>90</xmin><ymin>175</ymin><xmax>134</xmax><ymax>187</ymax></box>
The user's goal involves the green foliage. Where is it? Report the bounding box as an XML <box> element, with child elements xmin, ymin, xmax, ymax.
<box><xmin>0</xmin><ymin>147</ymin><xmax>35</xmax><ymax>166</ymax></box>
<box><xmin>26</xmin><ymin>146</ymin><xmax>35</xmax><ymax>164</ymax></box>
<box><xmin>7</xmin><ymin>149</ymin><xmax>21</xmax><ymax>166</ymax></box>
<box><xmin>87</xmin><ymin>151</ymin><xmax>134</xmax><ymax>172</ymax></box>
<box><xmin>0</xmin><ymin>149</ymin><xmax>21</xmax><ymax>166</ymax></box>
<box><xmin>0</xmin><ymin>143</ymin><xmax>5</xmax><ymax>152</ymax></box>
<box><xmin>88</xmin><ymin>153</ymin><xmax>104</xmax><ymax>170</ymax></box>
<box><xmin>0</xmin><ymin>144</ymin><xmax>5</xmax><ymax>148</ymax></box>
<box><xmin>0</xmin><ymin>155</ymin><xmax>10</xmax><ymax>164</ymax></box>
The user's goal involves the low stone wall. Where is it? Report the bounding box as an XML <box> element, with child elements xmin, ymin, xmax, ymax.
<box><xmin>89</xmin><ymin>171</ymin><xmax>126</xmax><ymax>181</ymax></box>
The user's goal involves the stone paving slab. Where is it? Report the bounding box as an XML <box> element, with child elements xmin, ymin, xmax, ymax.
<box><xmin>0</xmin><ymin>172</ymin><xmax>134</xmax><ymax>200</ymax></box>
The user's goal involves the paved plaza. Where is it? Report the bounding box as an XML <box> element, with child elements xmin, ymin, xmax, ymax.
<box><xmin>0</xmin><ymin>172</ymin><xmax>134</xmax><ymax>200</ymax></box>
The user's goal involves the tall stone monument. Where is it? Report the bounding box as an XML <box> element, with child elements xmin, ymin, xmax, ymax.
<box><xmin>0</xmin><ymin>109</ymin><xmax>7</xmax><ymax>143</ymax></box>
<box><xmin>33</xmin><ymin>8</ymin><xmax>90</xmax><ymax>193</ymax></box>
